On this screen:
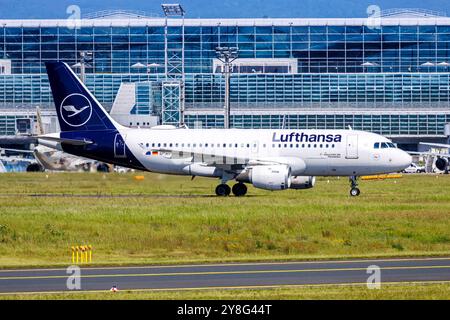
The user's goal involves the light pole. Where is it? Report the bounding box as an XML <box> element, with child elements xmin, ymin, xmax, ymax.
<box><xmin>71</xmin><ymin>51</ymin><xmax>92</xmax><ymax>83</ymax></box>
<box><xmin>215</xmin><ymin>46</ymin><xmax>239</xmax><ymax>129</ymax></box>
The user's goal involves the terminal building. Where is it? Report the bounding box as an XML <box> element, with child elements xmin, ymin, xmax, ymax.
<box><xmin>1</xmin><ymin>8</ymin><xmax>450</xmax><ymax>150</ymax></box>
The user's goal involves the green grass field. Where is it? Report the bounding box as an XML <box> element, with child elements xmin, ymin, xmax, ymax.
<box><xmin>0</xmin><ymin>172</ymin><xmax>449</xmax><ymax>268</ymax></box>
<box><xmin>1</xmin><ymin>282</ymin><xmax>449</xmax><ymax>300</ymax></box>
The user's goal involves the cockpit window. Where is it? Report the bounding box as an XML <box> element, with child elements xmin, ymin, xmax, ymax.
<box><xmin>375</xmin><ymin>141</ymin><xmax>397</xmax><ymax>149</ymax></box>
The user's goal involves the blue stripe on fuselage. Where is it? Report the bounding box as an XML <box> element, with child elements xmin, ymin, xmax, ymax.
<box><xmin>60</xmin><ymin>130</ymin><xmax>146</xmax><ymax>170</ymax></box>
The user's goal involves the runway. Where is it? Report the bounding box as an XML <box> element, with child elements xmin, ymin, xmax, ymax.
<box><xmin>1</xmin><ymin>257</ymin><xmax>450</xmax><ymax>294</ymax></box>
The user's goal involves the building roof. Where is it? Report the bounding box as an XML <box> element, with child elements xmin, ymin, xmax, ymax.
<box><xmin>0</xmin><ymin>7</ymin><xmax>449</xmax><ymax>27</ymax></box>
<box><xmin>1</xmin><ymin>17</ymin><xmax>450</xmax><ymax>28</ymax></box>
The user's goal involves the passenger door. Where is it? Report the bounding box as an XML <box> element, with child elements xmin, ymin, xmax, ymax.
<box><xmin>345</xmin><ymin>134</ymin><xmax>358</xmax><ymax>159</ymax></box>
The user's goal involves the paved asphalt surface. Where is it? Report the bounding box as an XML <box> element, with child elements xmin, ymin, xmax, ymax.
<box><xmin>0</xmin><ymin>257</ymin><xmax>449</xmax><ymax>294</ymax></box>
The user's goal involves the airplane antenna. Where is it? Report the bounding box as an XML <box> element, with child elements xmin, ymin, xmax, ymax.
<box><xmin>348</xmin><ymin>125</ymin><xmax>353</xmax><ymax>130</ymax></box>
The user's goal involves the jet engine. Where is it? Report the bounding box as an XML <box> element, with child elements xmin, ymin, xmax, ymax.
<box><xmin>249</xmin><ymin>165</ymin><xmax>291</xmax><ymax>190</ymax></box>
<box><xmin>289</xmin><ymin>176</ymin><xmax>316</xmax><ymax>189</ymax></box>
<box><xmin>435</xmin><ymin>157</ymin><xmax>448</xmax><ymax>171</ymax></box>
<box><xmin>26</xmin><ymin>163</ymin><xmax>44</xmax><ymax>172</ymax></box>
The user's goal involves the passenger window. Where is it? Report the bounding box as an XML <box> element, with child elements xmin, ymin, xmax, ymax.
<box><xmin>223</xmin><ymin>143</ymin><xmax>226</xmax><ymax>147</ymax></box>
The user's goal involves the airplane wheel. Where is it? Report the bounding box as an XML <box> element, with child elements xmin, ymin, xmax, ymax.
<box><xmin>215</xmin><ymin>184</ymin><xmax>231</xmax><ymax>196</ymax></box>
<box><xmin>350</xmin><ymin>187</ymin><xmax>360</xmax><ymax>197</ymax></box>
<box><xmin>232</xmin><ymin>183</ymin><xmax>247</xmax><ymax>196</ymax></box>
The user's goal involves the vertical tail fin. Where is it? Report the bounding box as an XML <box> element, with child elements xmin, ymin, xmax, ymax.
<box><xmin>45</xmin><ymin>61</ymin><xmax>120</xmax><ymax>132</ymax></box>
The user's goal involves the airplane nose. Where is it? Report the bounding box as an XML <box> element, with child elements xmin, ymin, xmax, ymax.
<box><xmin>397</xmin><ymin>150</ymin><xmax>412</xmax><ymax>170</ymax></box>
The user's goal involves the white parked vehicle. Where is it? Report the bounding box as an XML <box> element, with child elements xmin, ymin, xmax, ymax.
<box><xmin>403</xmin><ymin>163</ymin><xmax>425</xmax><ymax>173</ymax></box>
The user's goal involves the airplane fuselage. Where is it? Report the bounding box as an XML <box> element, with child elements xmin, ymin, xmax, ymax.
<box><xmin>45</xmin><ymin>128</ymin><xmax>411</xmax><ymax>178</ymax></box>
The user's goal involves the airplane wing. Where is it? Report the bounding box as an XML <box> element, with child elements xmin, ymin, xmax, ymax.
<box><xmin>419</xmin><ymin>142</ymin><xmax>450</xmax><ymax>149</ymax></box>
<box><xmin>147</xmin><ymin>147</ymin><xmax>306</xmax><ymax>173</ymax></box>
<box><xmin>0</xmin><ymin>147</ymin><xmax>34</xmax><ymax>154</ymax></box>
<box><xmin>408</xmin><ymin>151</ymin><xmax>450</xmax><ymax>157</ymax></box>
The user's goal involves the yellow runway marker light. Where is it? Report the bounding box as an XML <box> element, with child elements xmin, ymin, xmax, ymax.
<box><xmin>71</xmin><ymin>245</ymin><xmax>93</xmax><ymax>264</ymax></box>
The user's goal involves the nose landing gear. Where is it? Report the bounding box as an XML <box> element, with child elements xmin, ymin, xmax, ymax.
<box><xmin>349</xmin><ymin>175</ymin><xmax>360</xmax><ymax>196</ymax></box>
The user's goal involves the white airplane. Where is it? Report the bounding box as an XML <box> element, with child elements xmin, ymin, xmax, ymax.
<box><xmin>408</xmin><ymin>142</ymin><xmax>450</xmax><ymax>173</ymax></box>
<box><xmin>0</xmin><ymin>108</ymin><xmax>109</xmax><ymax>172</ymax></box>
<box><xmin>38</xmin><ymin>61</ymin><xmax>411</xmax><ymax>196</ymax></box>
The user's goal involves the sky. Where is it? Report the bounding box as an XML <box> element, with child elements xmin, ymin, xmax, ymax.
<box><xmin>0</xmin><ymin>0</ymin><xmax>449</xmax><ymax>19</ymax></box>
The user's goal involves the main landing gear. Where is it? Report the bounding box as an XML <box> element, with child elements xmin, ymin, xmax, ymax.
<box><xmin>215</xmin><ymin>184</ymin><xmax>231</xmax><ymax>196</ymax></box>
<box><xmin>349</xmin><ymin>175</ymin><xmax>360</xmax><ymax>197</ymax></box>
<box><xmin>215</xmin><ymin>183</ymin><xmax>248</xmax><ymax>197</ymax></box>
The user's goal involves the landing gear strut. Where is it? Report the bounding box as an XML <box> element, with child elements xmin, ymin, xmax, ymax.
<box><xmin>349</xmin><ymin>175</ymin><xmax>360</xmax><ymax>197</ymax></box>
<box><xmin>215</xmin><ymin>184</ymin><xmax>231</xmax><ymax>196</ymax></box>
<box><xmin>232</xmin><ymin>183</ymin><xmax>247</xmax><ymax>197</ymax></box>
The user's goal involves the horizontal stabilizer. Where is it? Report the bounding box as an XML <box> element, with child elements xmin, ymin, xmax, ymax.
<box><xmin>37</xmin><ymin>136</ymin><xmax>93</xmax><ymax>146</ymax></box>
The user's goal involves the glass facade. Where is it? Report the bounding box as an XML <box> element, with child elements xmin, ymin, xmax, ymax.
<box><xmin>1</xmin><ymin>22</ymin><xmax>450</xmax><ymax>74</ymax></box>
<box><xmin>0</xmin><ymin>16</ymin><xmax>450</xmax><ymax>138</ymax></box>
<box><xmin>185</xmin><ymin>113</ymin><xmax>450</xmax><ymax>136</ymax></box>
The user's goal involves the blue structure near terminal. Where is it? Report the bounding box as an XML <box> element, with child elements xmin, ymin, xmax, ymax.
<box><xmin>1</xmin><ymin>8</ymin><xmax>450</xmax><ymax>148</ymax></box>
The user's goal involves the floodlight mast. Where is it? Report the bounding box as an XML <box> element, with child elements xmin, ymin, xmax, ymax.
<box><xmin>79</xmin><ymin>51</ymin><xmax>92</xmax><ymax>83</ymax></box>
<box><xmin>215</xmin><ymin>47</ymin><xmax>239</xmax><ymax>129</ymax></box>
<box><xmin>71</xmin><ymin>51</ymin><xmax>92</xmax><ymax>83</ymax></box>
<box><xmin>161</xmin><ymin>3</ymin><xmax>186</xmax><ymax>126</ymax></box>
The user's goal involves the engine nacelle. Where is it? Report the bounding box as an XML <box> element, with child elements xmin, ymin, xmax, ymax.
<box><xmin>26</xmin><ymin>163</ymin><xmax>44</xmax><ymax>172</ymax></box>
<box><xmin>289</xmin><ymin>176</ymin><xmax>316</xmax><ymax>189</ymax></box>
<box><xmin>435</xmin><ymin>157</ymin><xmax>448</xmax><ymax>171</ymax></box>
<box><xmin>249</xmin><ymin>165</ymin><xmax>291</xmax><ymax>190</ymax></box>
